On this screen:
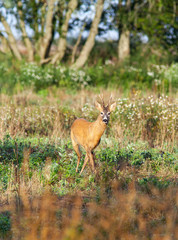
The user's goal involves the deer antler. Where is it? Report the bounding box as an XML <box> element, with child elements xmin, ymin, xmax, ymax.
<box><xmin>107</xmin><ymin>95</ymin><xmax>113</xmax><ymax>107</ymax></box>
<box><xmin>98</xmin><ymin>94</ymin><xmax>105</xmax><ymax>106</ymax></box>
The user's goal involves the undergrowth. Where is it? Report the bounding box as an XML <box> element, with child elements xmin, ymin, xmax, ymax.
<box><xmin>0</xmin><ymin>53</ymin><xmax>177</xmax><ymax>94</ymax></box>
<box><xmin>0</xmin><ymin>91</ymin><xmax>177</xmax><ymax>150</ymax></box>
<box><xmin>0</xmin><ymin>90</ymin><xmax>177</xmax><ymax>240</ymax></box>
<box><xmin>0</xmin><ymin>135</ymin><xmax>177</xmax><ymax>196</ymax></box>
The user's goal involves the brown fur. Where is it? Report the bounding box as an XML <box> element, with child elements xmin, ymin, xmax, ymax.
<box><xmin>71</xmin><ymin>97</ymin><xmax>116</xmax><ymax>174</ymax></box>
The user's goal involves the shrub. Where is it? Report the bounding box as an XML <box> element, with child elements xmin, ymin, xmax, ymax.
<box><xmin>0</xmin><ymin>211</ymin><xmax>11</xmax><ymax>237</ymax></box>
<box><xmin>18</xmin><ymin>63</ymin><xmax>92</xmax><ymax>91</ymax></box>
<box><xmin>164</xmin><ymin>63</ymin><xmax>178</xmax><ymax>91</ymax></box>
<box><xmin>0</xmin><ymin>53</ymin><xmax>177</xmax><ymax>93</ymax></box>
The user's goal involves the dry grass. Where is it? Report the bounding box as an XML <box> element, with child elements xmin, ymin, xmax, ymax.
<box><xmin>0</xmin><ymin>89</ymin><xmax>177</xmax><ymax>239</ymax></box>
<box><xmin>0</xmin><ymin>89</ymin><xmax>177</xmax><ymax>150</ymax></box>
<box><xmin>1</xmin><ymin>180</ymin><xmax>177</xmax><ymax>240</ymax></box>
<box><xmin>0</xmin><ymin>146</ymin><xmax>177</xmax><ymax>239</ymax></box>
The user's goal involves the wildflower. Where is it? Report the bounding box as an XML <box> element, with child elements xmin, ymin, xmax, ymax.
<box><xmin>147</xmin><ymin>71</ymin><xmax>154</xmax><ymax>77</ymax></box>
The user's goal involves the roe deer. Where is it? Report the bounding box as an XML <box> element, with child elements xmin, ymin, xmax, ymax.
<box><xmin>71</xmin><ymin>96</ymin><xmax>116</xmax><ymax>174</ymax></box>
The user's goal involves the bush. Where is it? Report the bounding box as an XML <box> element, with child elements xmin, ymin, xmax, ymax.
<box><xmin>0</xmin><ymin>59</ymin><xmax>18</xmax><ymax>94</ymax></box>
<box><xmin>0</xmin><ymin>53</ymin><xmax>177</xmax><ymax>93</ymax></box>
<box><xmin>0</xmin><ymin>211</ymin><xmax>11</xmax><ymax>237</ymax></box>
<box><xmin>18</xmin><ymin>63</ymin><xmax>92</xmax><ymax>91</ymax></box>
<box><xmin>164</xmin><ymin>63</ymin><xmax>178</xmax><ymax>90</ymax></box>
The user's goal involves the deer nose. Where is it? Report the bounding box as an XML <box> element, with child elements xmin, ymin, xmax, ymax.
<box><xmin>103</xmin><ymin>118</ymin><xmax>108</xmax><ymax>124</ymax></box>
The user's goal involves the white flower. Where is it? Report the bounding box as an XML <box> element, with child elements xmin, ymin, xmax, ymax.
<box><xmin>154</xmin><ymin>79</ymin><xmax>161</xmax><ymax>86</ymax></box>
<box><xmin>147</xmin><ymin>71</ymin><xmax>154</xmax><ymax>77</ymax></box>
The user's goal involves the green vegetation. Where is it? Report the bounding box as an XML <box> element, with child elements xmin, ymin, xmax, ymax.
<box><xmin>0</xmin><ymin>53</ymin><xmax>177</xmax><ymax>94</ymax></box>
<box><xmin>0</xmin><ymin>89</ymin><xmax>177</xmax><ymax>196</ymax></box>
<box><xmin>0</xmin><ymin>54</ymin><xmax>177</xmax><ymax>239</ymax></box>
<box><xmin>0</xmin><ymin>132</ymin><xmax>177</xmax><ymax>239</ymax></box>
<box><xmin>0</xmin><ymin>135</ymin><xmax>177</xmax><ymax>193</ymax></box>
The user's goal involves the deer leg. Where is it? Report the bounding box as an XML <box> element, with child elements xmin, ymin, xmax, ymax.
<box><xmin>80</xmin><ymin>154</ymin><xmax>89</xmax><ymax>175</ymax></box>
<box><xmin>89</xmin><ymin>151</ymin><xmax>95</xmax><ymax>172</ymax></box>
<box><xmin>73</xmin><ymin>144</ymin><xmax>81</xmax><ymax>173</ymax></box>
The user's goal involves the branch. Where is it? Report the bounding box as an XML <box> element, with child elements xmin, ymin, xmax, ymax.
<box><xmin>72</xmin><ymin>0</ymin><xmax>104</xmax><ymax>69</ymax></box>
<box><xmin>51</xmin><ymin>0</ymin><xmax>78</xmax><ymax>64</ymax></box>
<box><xmin>17</xmin><ymin>1</ymin><xmax>34</xmax><ymax>61</ymax></box>
<box><xmin>0</xmin><ymin>33</ymin><xmax>11</xmax><ymax>54</ymax></box>
<box><xmin>40</xmin><ymin>0</ymin><xmax>56</xmax><ymax>61</ymax></box>
<box><xmin>0</xmin><ymin>14</ymin><xmax>22</xmax><ymax>60</ymax></box>
<box><xmin>71</xmin><ymin>23</ymin><xmax>86</xmax><ymax>64</ymax></box>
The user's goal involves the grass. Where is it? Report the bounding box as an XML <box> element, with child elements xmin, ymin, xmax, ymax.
<box><xmin>0</xmin><ymin>89</ymin><xmax>177</xmax><ymax>239</ymax></box>
<box><xmin>0</xmin><ymin>89</ymin><xmax>177</xmax><ymax>148</ymax></box>
<box><xmin>0</xmin><ymin>177</ymin><xmax>177</xmax><ymax>239</ymax></box>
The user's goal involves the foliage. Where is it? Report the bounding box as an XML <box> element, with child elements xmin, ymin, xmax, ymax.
<box><xmin>115</xmin><ymin>94</ymin><xmax>177</xmax><ymax>147</ymax></box>
<box><xmin>18</xmin><ymin>63</ymin><xmax>92</xmax><ymax>91</ymax></box>
<box><xmin>0</xmin><ymin>0</ymin><xmax>177</xmax><ymax>70</ymax></box>
<box><xmin>0</xmin><ymin>211</ymin><xmax>11</xmax><ymax>237</ymax></box>
<box><xmin>138</xmin><ymin>0</ymin><xmax>178</xmax><ymax>48</ymax></box>
<box><xmin>0</xmin><ymin>55</ymin><xmax>177</xmax><ymax>93</ymax></box>
<box><xmin>0</xmin><ymin>135</ymin><xmax>177</xmax><ymax>195</ymax></box>
<box><xmin>164</xmin><ymin>63</ymin><xmax>178</xmax><ymax>88</ymax></box>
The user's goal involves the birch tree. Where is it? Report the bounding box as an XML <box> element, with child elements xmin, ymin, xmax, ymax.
<box><xmin>40</xmin><ymin>0</ymin><xmax>56</xmax><ymax>62</ymax></box>
<box><xmin>0</xmin><ymin>0</ymin><xmax>176</xmax><ymax>66</ymax></box>
<box><xmin>51</xmin><ymin>0</ymin><xmax>78</xmax><ymax>64</ymax></box>
<box><xmin>71</xmin><ymin>23</ymin><xmax>86</xmax><ymax>64</ymax></box>
<box><xmin>0</xmin><ymin>14</ymin><xmax>22</xmax><ymax>60</ymax></box>
<box><xmin>17</xmin><ymin>1</ymin><xmax>34</xmax><ymax>61</ymax></box>
<box><xmin>118</xmin><ymin>29</ymin><xmax>130</xmax><ymax>62</ymax></box>
<box><xmin>72</xmin><ymin>0</ymin><xmax>104</xmax><ymax>69</ymax></box>
<box><xmin>117</xmin><ymin>0</ymin><xmax>131</xmax><ymax>62</ymax></box>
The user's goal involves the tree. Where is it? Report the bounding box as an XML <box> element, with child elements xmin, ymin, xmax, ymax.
<box><xmin>0</xmin><ymin>0</ymin><xmax>176</xmax><ymax>66</ymax></box>
<box><xmin>117</xmin><ymin>0</ymin><xmax>131</xmax><ymax>62</ymax></box>
<box><xmin>0</xmin><ymin>0</ymin><xmax>80</xmax><ymax>64</ymax></box>
<box><xmin>114</xmin><ymin>0</ymin><xmax>177</xmax><ymax>62</ymax></box>
<box><xmin>138</xmin><ymin>0</ymin><xmax>178</xmax><ymax>49</ymax></box>
<box><xmin>0</xmin><ymin>13</ymin><xmax>22</xmax><ymax>60</ymax></box>
<box><xmin>40</xmin><ymin>0</ymin><xmax>56</xmax><ymax>61</ymax></box>
<box><xmin>17</xmin><ymin>1</ymin><xmax>34</xmax><ymax>61</ymax></box>
<box><xmin>51</xmin><ymin>0</ymin><xmax>78</xmax><ymax>64</ymax></box>
<box><xmin>72</xmin><ymin>0</ymin><xmax>104</xmax><ymax>69</ymax></box>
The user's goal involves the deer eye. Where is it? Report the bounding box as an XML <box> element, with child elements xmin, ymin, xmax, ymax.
<box><xmin>101</xmin><ymin>112</ymin><xmax>104</xmax><ymax>115</ymax></box>
<box><xmin>107</xmin><ymin>112</ymin><xmax>110</xmax><ymax>115</ymax></box>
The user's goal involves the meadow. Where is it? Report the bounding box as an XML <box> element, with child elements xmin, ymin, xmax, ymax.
<box><xmin>0</xmin><ymin>58</ymin><xmax>177</xmax><ymax>239</ymax></box>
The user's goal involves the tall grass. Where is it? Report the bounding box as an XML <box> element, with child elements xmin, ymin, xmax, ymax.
<box><xmin>0</xmin><ymin>90</ymin><xmax>177</xmax><ymax>239</ymax></box>
<box><xmin>0</xmin><ymin>139</ymin><xmax>177</xmax><ymax>239</ymax></box>
<box><xmin>0</xmin><ymin>90</ymin><xmax>177</xmax><ymax>150</ymax></box>
<box><xmin>1</xmin><ymin>178</ymin><xmax>177</xmax><ymax>240</ymax></box>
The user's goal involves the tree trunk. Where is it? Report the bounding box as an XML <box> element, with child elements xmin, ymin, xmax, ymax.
<box><xmin>0</xmin><ymin>15</ymin><xmax>22</xmax><ymax>60</ymax></box>
<box><xmin>71</xmin><ymin>23</ymin><xmax>86</xmax><ymax>64</ymax></box>
<box><xmin>117</xmin><ymin>0</ymin><xmax>131</xmax><ymax>62</ymax></box>
<box><xmin>40</xmin><ymin>0</ymin><xmax>56</xmax><ymax>61</ymax></box>
<box><xmin>118</xmin><ymin>29</ymin><xmax>130</xmax><ymax>62</ymax></box>
<box><xmin>0</xmin><ymin>34</ymin><xmax>11</xmax><ymax>53</ymax></box>
<box><xmin>72</xmin><ymin>0</ymin><xmax>104</xmax><ymax>69</ymax></box>
<box><xmin>51</xmin><ymin>0</ymin><xmax>78</xmax><ymax>64</ymax></box>
<box><xmin>17</xmin><ymin>1</ymin><xmax>34</xmax><ymax>61</ymax></box>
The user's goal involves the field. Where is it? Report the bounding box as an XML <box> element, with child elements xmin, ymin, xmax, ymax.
<box><xmin>0</xmin><ymin>86</ymin><xmax>177</xmax><ymax>239</ymax></box>
<box><xmin>0</xmin><ymin>0</ymin><xmax>177</xmax><ymax>237</ymax></box>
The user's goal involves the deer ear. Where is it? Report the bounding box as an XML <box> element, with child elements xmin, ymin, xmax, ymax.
<box><xmin>95</xmin><ymin>101</ymin><xmax>103</xmax><ymax>112</ymax></box>
<box><xmin>109</xmin><ymin>102</ymin><xmax>116</xmax><ymax>112</ymax></box>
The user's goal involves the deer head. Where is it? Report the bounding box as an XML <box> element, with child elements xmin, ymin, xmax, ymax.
<box><xmin>95</xmin><ymin>95</ymin><xmax>116</xmax><ymax>125</ymax></box>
